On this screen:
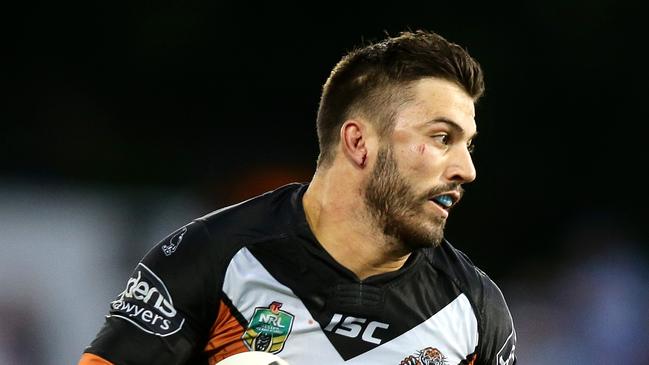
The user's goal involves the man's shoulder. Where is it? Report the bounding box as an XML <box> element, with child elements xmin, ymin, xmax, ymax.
<box><xmin>197</xmin><ymin>182</ymin><xmax>306</xmax><ymax>243</ymax></box>
<box><xmin>426</xmin><ymin>239</ymin><xmax>479</xmax><ymax>282</ymax></box>
<box><xmin>138</xmin><ymin>183</ymin><xmax>306</xmax><ymax>272</ymax></box>
<box><xmin>426</xmin><ymin>240</ymin><xmax>504</xmax><ymax>307</ymax></box>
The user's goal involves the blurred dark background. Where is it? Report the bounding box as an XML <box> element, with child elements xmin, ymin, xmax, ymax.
<box><xmin>2</xmin><ymin>2</ymin><xmax>648</xmax><ymax>364</ymax></box>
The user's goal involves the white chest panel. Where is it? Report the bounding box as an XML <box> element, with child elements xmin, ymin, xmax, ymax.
<box><xmin>222</xmin><ymin>247</ymin><xmax>479</xmax><ymax>364</ymax></box>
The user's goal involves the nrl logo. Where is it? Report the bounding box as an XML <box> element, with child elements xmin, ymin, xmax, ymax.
<box><xmin>242</xmin><ymin>301</ymin><xmax>294</xmax><ymax>354</ymax></box>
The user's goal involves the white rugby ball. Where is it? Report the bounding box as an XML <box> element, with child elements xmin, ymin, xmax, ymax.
<box><xmin>215</xmin><ymin>351</ymin><xmax>290</xmax><ymax>365</ymax></box>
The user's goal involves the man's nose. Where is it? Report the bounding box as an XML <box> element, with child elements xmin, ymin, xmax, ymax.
<box><xmin>444</xmin><ymin>146</ymin><xmax>476</xmax><ymax>184</ymax></box>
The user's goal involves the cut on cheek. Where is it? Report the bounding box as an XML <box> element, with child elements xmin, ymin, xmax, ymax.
<box><xmin>417</xmin><ymin>144</ymin><xmax>426</xmax><ymax>155</ymax></box>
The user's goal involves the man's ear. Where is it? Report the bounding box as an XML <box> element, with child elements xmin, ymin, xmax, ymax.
<box><xmin>340</xmin><ymin>119</ymin><xmax>368</xmax><ymax>168</ymax></box>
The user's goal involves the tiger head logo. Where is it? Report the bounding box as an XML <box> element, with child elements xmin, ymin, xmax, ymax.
<box><xmin>399</xmin><ymin>347</ymin><xmax>448</xmax><ymax>365</ymax></box>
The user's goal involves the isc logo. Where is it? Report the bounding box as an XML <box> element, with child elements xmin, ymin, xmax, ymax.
<box><xmin>323</xmin><ymin>314</ymin><xmax>389</xmax><ymax>344</ymax></box>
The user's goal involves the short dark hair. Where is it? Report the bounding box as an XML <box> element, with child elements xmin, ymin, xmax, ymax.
<box><xmin>315</xmin><ymin>30</ymin><xmax>485</xmax><ymax>168</ymax></box>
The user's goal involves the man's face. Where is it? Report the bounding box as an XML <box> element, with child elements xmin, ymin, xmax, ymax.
<box><xmin>364</xmin><ymin>78</ymin><xmax>477</xmax><ymax>250</ymax></box>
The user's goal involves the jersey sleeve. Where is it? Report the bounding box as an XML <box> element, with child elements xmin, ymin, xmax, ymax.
<box><xmin>79</xmin><ymin>353</ymin><xmax>114</xmax><ymax>364</ymax></box>
<box><xmin>80</xmin><ymin>219</ymin><xmax>220</xmax><ymax>365</ymax></box>
<box><xmin>475</xmin><ymin>269</ymin><xmax>517</xmax><ymax>365</ymax></box>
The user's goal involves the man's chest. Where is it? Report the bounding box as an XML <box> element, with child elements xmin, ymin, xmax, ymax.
<box><xmin>219</xmin><ymin>247</ymin><xmax>479</xmax><ymax>364</ymax></box>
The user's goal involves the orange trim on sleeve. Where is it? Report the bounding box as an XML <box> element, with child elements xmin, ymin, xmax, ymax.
<box><xmin>204</xmin><ymin>300</ymin><xmax>248</xmax><ymax>365</ymax></box>
<box><xmin>78</xmin><ymin>353</ymin><xmax>114</xmax><ymax>365</ymax></box>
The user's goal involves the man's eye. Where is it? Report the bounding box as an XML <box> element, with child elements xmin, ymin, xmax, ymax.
<box><xmin>468</xmin><ymin>142</ymin><xmax>476</xmax><ymax>153</ymax></box>
<box><xmin>432</xmin><ymin>134</ymin><xmax>450</xmax><ymax>145</ymax></box>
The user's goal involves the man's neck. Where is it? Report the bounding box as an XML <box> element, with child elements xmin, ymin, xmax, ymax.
<box><xmin>303</xmin><ymin>170</ymin><xmax>411</xmax><ymax>281</ymax></box>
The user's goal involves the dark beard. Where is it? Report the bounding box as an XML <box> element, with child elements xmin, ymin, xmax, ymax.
<box><xmin>364</xmin><ymin>146</ymin><xmax>454</xmax><ymax>252</ymax></box>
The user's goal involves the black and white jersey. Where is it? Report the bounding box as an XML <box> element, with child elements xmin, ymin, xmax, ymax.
<box><xmin>80</xmin><ymin>183</ymin><xmax>516</xmax><ymax>365</ymax></box>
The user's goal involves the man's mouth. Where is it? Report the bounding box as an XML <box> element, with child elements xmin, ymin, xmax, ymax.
<box><xmin>429</xmin><ymin>191</ymin><xmax>461</xmax><ymax>211</ymax></box>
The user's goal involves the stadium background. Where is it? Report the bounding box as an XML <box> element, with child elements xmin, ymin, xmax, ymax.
<box><xmin>2</xmin><ymin>2</ymin><xmax>648</xmax><ymax>364</ymax></box>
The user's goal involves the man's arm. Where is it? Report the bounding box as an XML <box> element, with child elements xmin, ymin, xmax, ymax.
<box><xmin>475</xmin><ymin>268</ymin><xmax>517</xmax><ymax>365</ymax></box>
<box><xmin>79</xmin><ymin>220</ymin><xmax>220</xmax><ymax>364</ymax></box>
<box><xmin>79</xmin><ymin>353</ymin><xmax>113</xmax><ymax>364</ymax></box>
